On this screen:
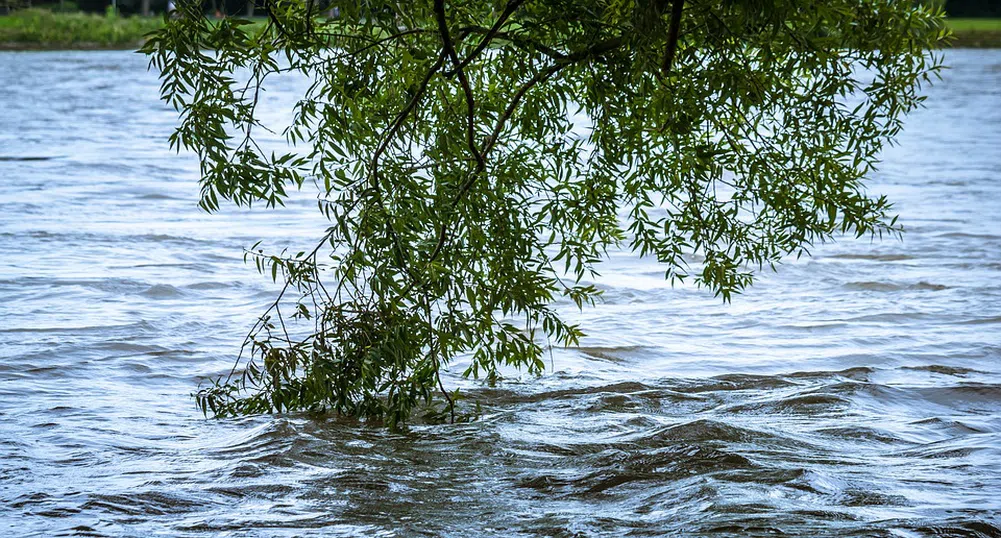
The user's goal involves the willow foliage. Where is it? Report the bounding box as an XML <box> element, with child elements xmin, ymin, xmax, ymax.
<box><xmin>143</xmin><ymin>0</ymin><xmax>946</xmax><ymax>427</ymax></box>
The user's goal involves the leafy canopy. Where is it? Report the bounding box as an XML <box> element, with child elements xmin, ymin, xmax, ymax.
<box><xmin>143</xmin><ymin>0</ymin><xmax>946</xmax><ymax>428</ymax></box>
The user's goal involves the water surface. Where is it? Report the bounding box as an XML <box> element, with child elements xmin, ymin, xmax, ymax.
<box><xmin>1</xmin><ymin>50</ymin><xmax>1000</xmax><ymax>537</ymax></box>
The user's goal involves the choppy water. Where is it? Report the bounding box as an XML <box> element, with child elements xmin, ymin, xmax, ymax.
<box><xmin>1</xmin><ymin>50</ymin><xmax>1000</xmax><ymax>537</ymax></box>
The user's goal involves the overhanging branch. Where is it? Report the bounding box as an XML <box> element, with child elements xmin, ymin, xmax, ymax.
<box><xmin>435</xmin><ymin>0</ymin><xmax>486</xmax><ymax>170</ymax></box>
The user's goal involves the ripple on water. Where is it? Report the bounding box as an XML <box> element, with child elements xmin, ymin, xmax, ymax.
<box><xmin>2</xmin><ymin>49</ymin><xmax>1001</xmax><ymax>536</ymax></box>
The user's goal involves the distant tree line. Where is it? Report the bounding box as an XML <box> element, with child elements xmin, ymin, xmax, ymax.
<box><xmin>7</xmin><ymin>0</ymin><xmax>1001</xmax><ymax>17</ymax></box>
<box><xmin>13</xmin><ymin>0</ymin><xmax>337</xmax><ymax>16</ymax></box>
<box><xmin>945</xmin><ymin>0</ymin><xmax>1001</xmax><ymax>17</ymax></box>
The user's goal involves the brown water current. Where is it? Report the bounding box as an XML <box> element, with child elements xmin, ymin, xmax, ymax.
<box><xmin>1</xmin><ymin>50</ymin><xmax>1000</xmax><ymax>537</ymax></box>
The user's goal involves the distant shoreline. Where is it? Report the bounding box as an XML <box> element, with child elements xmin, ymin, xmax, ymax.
<box><xmin>948</xmin><ymin>18</ymin><xmax>1001</xmax><ymax>47</ymax></box>
<box><xmin>0</xmin><ymin>9</ymin><xmax>162</xmax><ymax>50</ymax></box>
<box><xmin>0</xmin><ymin>11</ymin><xmax>999</xmax><ymax>51</ymax></box>
<box><xmin>0</xmin><ymin>42</ymin><xmax>144</xmax><ymax>51</ymax></box>
<box><xmin>951</xmin><ymin>34</ymin><xmax>1001</xmax><ymax>48</ymax></box>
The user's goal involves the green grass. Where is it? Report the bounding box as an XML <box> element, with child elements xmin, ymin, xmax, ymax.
<box><xmin>947</xmin><ymin>18</ymin><xmax>1001</xmax><ymax>32</ymax></box>
<box><xmin>946</xmin><ymin>18</ymin><xmax>1001</xmax><ymax>48</ymax></box>
<box><xmin>0</xmin><ymin>9</ymin><xmax>164</xmax><ymax>49</ymax></box>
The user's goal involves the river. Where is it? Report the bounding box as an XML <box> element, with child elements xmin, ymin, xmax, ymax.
<box><xmin>1</xmin><ymin>50</ymin><xmax>1000</xmax><ymax>537</ymax></box>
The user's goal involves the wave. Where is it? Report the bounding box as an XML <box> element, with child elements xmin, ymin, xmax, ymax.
<box><xmin>139</xmin><ymin>284</ymin><xmax>186</xmax><ymax>299</ymax></box>
<box><xmin>844</xmin><ymin>281</ymin><xmax>949</xmax><ymax>292</ymax></box>
<box><xmin>826</xmin><ymin>253</ymin><xmax>914</xmax><ymax>261</ymax></box>
<box><xmin>903</xmin><ymin>365</ymin><xmax>983</xmax><ymax>376</ymax></box>
<box><xmin>0</xmin><ymin>156</ymin><xmax>57</xmax><ymax>162</ymax></box>
<box><xmin>956</xmin><ymin>315</ymin><xmax>1001</xmax><ymax>325</ymax></box>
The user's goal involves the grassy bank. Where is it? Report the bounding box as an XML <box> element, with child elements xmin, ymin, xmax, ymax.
<box><xmin>0</xmin><ymin>9</ymin><xmax>163</xmax><ymax>49</ymax></box>
<box><xmin>0</xmin><ymin>10</ymin><xmax>999</xmax><ymax>50</ymax></box>
<box><xmin>948</xmin><ymin>18</ymin><xmax>1001</xmax><ymax>47</ymax></box>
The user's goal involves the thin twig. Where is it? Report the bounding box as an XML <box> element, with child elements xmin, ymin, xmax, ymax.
<box><xmin>427</xmin><ymin>302</ymin><xmax>455</xmax><ymax>423</ymax></box>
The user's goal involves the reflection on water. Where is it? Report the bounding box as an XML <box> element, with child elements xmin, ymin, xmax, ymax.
<box><xmin>1</xmin><ymin>50</ymin><xmax>1000</xmax><ymax>537</ymax></box>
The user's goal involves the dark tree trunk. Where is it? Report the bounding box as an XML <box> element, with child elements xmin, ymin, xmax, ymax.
<box><xmin>141</xmin><ymin>0</ymin><xmax>150</xmax><ymax>16</ymax></box>
<box><xmin>245</xmin><ymin>0</ymin><xmax>253</xmax><ymax>17</ymax></box>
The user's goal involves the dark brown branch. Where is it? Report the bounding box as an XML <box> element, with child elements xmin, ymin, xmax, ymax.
<box><xmin>367</xmin><ymin>49</ymin><xmax>452</xmax><ymax>300</ymax></box>
<box><xmin>480</xmin><ymin>36</ymin><xmax>625</xmax><ymax>163</ymax></box>
<box><xmin>427</xmin><ymin>302</ymin><xmax>454</xmax><ymax>423</ymax></box>
<box><xmin>457</xmin><ymin>26</ymin><xmax>566</xmax><ymax>60</ymax></box>
<box><xmin>436</xmin><ymin>364</ymin><xmax>455</xmax><ymax>424</ymax></box>
<box><xmin>370</xmin><ymin>50</ymin><xmax>451</xmax><ymax>291</ymax></box>
<box><xmin>662</xmin><ymin>0</ymin><xmax>686</xmax><ymax>76</ymax></box>
<box><xmin>447</xmin><ymin>65</ymin><xmax>556</xmax><ymax>209</ymax></box>
<box><xmin>443</xmin><ymin>0</ymin><xmax>528</xmax><ymax>78</ymax></box>
<box><xmin>371</xmin><ymin>51</ymin><xmax>447</xmax><ymax>184</ymax></box>
<box><xmin>404</xmin><ymin>36</ymin><xmax>627</xmax><ymax>300</ymax></box>
<box><xmin>434</xmin><ymin>37</ymin><xmax>626</xmax><ymax>260</ymax></box>
<box><xmin>225</xmin><ymin>228</ymin><xmax>336</xmax><ymax>385</ymax></box>
<box><xmin>434</xmin><ymin>0</ymin><xmax>485</xmax><ymax>171</ymax></box>
<box><xmin>305</xmin><ymin>0</ymin><xmax>314</xmax><ymax>37</ymax></box>
<box><xmin>264</xmin><ymin>0</ymin><xmax>292</xmax><ymax>41</ymax></box>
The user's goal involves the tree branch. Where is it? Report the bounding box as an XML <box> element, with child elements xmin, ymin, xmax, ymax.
<box><xmin>443</xmin><ymin>0</ymin><xmax>528</xmax><ymax>78</ymax></box>
<box><xmin>435</xmin><ymin>0</ymin><xmax>485</xmax><ymax>171</ymax></box>
<box><xmin>457</xmin><ymin>26</ymin><xmax>566</xmax><ymax>60</ymax></box>
<box><xmin>371</xmin><ymin>51</ymin><xmax>447</xmax><ymax>184</ymax></box>
<box><xmin>662</xmin><ymin>0</ymin><xmax>686</xmax><ymax>76</ymax></box>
